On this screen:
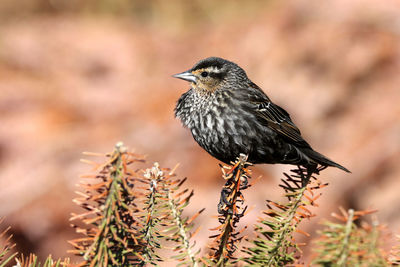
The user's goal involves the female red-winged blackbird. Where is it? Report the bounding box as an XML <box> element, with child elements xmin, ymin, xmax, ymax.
<box><xmin>173</xmin><ymin>57</ymin><xmax>350</xmax><ymax>173</ymax></box>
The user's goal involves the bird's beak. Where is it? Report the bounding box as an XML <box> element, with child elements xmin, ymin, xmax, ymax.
<box><xmin>172</xmin><ymin>71</ymin><xmax>197</xmax><ymax>83</ymax></box>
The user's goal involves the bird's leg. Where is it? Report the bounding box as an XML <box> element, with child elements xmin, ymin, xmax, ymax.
<box><xmin>303</xmin><ymin>164</ymin><xmax>319</xmax><ymax>187</ymax></box>
<box><xmin>238</xmin><ymin>154</ymin><xmax>250</xmax><ymax>190</ymax></box>
<box><xmin>317</xmin><ymin>165</ymin><xmax>327</xmax><ymax>173</ymax></box>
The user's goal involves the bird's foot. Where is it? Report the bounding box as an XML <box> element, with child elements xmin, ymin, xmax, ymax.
<box><xmin>239</xmin><ymin>175</ymin><xmax>249</xmax><ymax>190</ymax></box>
<box><xmin>218</xmin><ymin>187</ymin><xmax>233</xmax><ymax>215</ymax></box>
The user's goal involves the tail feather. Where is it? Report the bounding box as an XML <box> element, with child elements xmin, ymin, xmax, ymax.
<box><xmin>302</xmin><ymin>148</ymin><xmax>351</xmax><ymax>173</ymax></box>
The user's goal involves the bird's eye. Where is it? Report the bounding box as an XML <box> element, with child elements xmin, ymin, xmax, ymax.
<box><xmin>201</xmin><ymin>71</ymin><xmax>208</xmax><ymax>77</ymax></box>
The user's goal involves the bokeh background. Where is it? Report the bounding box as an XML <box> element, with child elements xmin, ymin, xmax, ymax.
<box><xmin>0</xmin><ymin>0</ymin><xmax>399</xmax><ymax>264</ymax></box>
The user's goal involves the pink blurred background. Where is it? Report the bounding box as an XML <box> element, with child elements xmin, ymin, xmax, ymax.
<box><xmin>0</xmin><ymin>0</ymin><xmax>399</xmax><ymax>264</ymax></box>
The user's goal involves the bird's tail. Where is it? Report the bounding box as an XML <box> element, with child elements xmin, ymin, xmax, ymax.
<box><xmin>302</xmin><ymin>148</ymin><xmax>351</xmax><ymax>173</ymax></box>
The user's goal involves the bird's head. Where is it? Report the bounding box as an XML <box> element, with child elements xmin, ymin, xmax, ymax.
<box><xmin>173</xmin><ymin>57</ymin><xmax>248</xmax><ymax>93</ymax></box>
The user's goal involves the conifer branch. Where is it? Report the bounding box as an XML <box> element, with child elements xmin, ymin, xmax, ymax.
<box><xmin>69</xmin><ymin>142</ymin><xmax>145</xmax><ymax>266</ymax></box>
<box><xmin>70</xmin><ymin>143</ymin><xmax>202</xmax><ymax>266</ymax></box>
<box><xmin>207</xmin><ymin>154</ymin><xmax>251</xmax><ymax>266</ymax></box>
<box><xmin>3</xmin><ymin>142</ymin><xmax>398</xmax><ymax>266</ymax></box>
<box><xmin>337</xmin><ymin>209</ymin><xmax>354</xmax><ymax>266</ymax></box>
<box><xmin>14</xmin><ymin>254</ymin><xmax>70</xmax><ymax>267</ymax></box>
<box><xmin>166</xmin><ymin>186</ymin><xmax>199</xmax><ymax>266</ymax></box>
<box><xmin>243</xmin><ymin>166</ymin><xmax>326</xmax><ymax>266</ymax></box>
<box><xmin>138</xmin><ymin>163</ymin><xmax>202</xmax><ymax>266</ymax></box>
<box><xmin>139</xmin><ymin>165</ymin><xmax>164</xmax><ymax>266</ymax></box>
<box><xmin>312</xmin><ymin>208</ymin><xmax>386</xmax><ymax>266</ymax></box>
<box><xmin>0</xmin><ymin>219</ymin><xmax>17</xmax><ymax>267</ymax></box>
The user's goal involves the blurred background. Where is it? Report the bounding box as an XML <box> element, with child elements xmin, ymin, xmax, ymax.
<box><xmin>0</xmin><ymin>0</ymin><xmax>399</xmax><ymax>264</ymax></box>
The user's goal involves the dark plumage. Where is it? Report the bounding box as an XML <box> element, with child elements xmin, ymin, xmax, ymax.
<box><xmin>173</xmin><ymin>57</ymin><xmax>350</xmax><ymax>173</ymax></box>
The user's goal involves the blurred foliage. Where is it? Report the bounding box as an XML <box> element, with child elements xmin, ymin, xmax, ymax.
<box><xmin>312</xmin><ymin>208</ymin><xmax>388</xmax><ymax>267</ymax></box>
<box><xmin>0</xmin><ymin>0</ymin><xmax>274</xmax><ymax>28</ymax></box>
<box><xmin>388</xmin><ymin>235</ymin><xmax>400</xmax><ymax>265</ymax></box>
<box><xmin>0</xmin><ymin>219</ymin><xmax>17</xmax><ymax>267</ymax></box>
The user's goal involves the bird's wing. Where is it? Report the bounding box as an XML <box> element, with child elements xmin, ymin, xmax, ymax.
<box><xmin>247</xmin><ymin>83</ymin><xmax>309</xmax><ymax>146</ymax></box>
<box><xmin>255</xmin><ymin>101</ymin><xmax>304</xmax><ymax>142</ymax></box>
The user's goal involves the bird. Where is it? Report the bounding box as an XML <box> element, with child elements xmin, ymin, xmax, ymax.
<box><xmin>173</xmin><ymin>57</ymin><xmax>350</xmax><ymax>173</ymax></box>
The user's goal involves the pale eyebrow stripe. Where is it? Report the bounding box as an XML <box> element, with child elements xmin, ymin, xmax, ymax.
<box><xmin>210</xmin><ymin>66</ymin><xmax>221</xmax><ymax>73</ymax></box>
